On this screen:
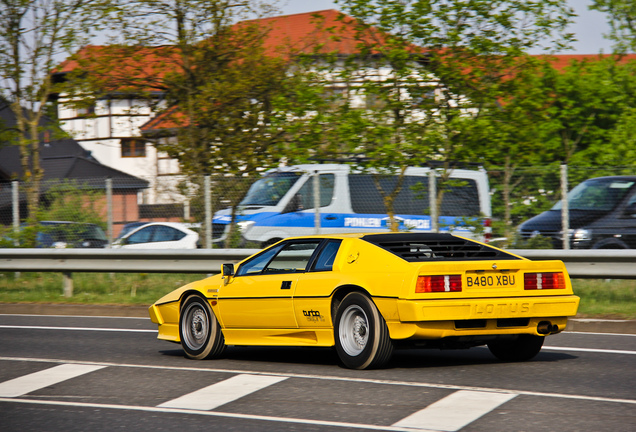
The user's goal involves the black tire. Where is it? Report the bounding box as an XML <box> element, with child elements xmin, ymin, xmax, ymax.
<box><xmin>334</xmin><ymin>292</ymin><xmax>393</xmax><ymax>369</ymax></box>
<box><xmin>179</xmin><ymin>295</ymin><xmax>225</xmax><ymax>360</ymax></box>
<box><xmin>487</xmin><ymin>335</ymin><xmax>545</xmax><ymax>362</ymax></box>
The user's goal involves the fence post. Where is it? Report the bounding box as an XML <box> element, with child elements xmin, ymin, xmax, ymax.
<box><xmin>12</xmin><ymin>181</ymin><xmax>19</xmax><ymax>245</ymax></box>
<box><xmin>429</xmin><ymin>169</ymin><xmax>438</xmax><ymax>233</ymax></box>
<box><xmin>106</xmin><ymin>177</ymin><xmax>113</xmax><ymax>247</ymax></box>
<box><xmin>313</xmin><ymin>170</ymin><xmax>321</xmax><ymax>234</ymax></box>
<box><xmin>561</xmin><ymin>163</ymin><xmax>569</xmax><ymax>250</ymax></box>
<box><xmin>205</xmin><ymin>175</ymin><xmax>212</xmax><ymax>249</ymax></box>
<box><xmin>12</xmin><ymin>181</ymin><xmax>20</xmax><ymax>278</ymax></box>
<box><xmin>63</xmin><ymin>272</ymin><xmax>73</xmax><ymax>297</ymax></box>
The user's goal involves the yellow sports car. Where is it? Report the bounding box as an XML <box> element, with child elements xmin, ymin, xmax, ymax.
<box><xmin>148</xmin><ymin>233</ymin><xmax>579</xmax><ymax>369</ymax></box>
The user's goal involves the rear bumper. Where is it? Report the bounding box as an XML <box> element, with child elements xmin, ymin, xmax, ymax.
<box><xmin>390</xmin><ymin>295</ymin><xmax>579</xmax><ymax>340</ymax></box>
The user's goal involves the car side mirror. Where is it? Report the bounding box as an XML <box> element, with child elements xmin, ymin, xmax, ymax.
<box><xmin>222</xmin><ymin>263</ymin><xmax>235</xmax><ymax>277</ymax></box>
<box><xmin>624</xmin><ymin>202</ymin><xmax>636</xmax><ymax>218</ymax></box>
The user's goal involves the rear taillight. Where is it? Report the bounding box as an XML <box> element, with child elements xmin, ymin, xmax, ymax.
<box><xmin>524</xmin><ymin>272</ymin><xmax>565</xmax><ymax>290</ymax></box>
<box><xmin>416</xmin><ymin>275</ymin><xmax>462</xmax><ymax>293</ymax></box>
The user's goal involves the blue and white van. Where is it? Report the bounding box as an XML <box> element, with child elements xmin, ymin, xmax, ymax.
<box><xmin>213</xmin><ymin>164</ymin><xmax>491</xmax><ymax>246</ymax></box>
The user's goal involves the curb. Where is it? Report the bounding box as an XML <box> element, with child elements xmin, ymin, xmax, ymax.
<box><xmin>1</xmin><ymin>303</ymin><xmax>635</xmax><ymax>335</ymax></box>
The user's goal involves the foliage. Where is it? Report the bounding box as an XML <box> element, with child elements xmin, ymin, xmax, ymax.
<box><xmin>0</xmin><ymin>0</ymin><xmax>114</xmax><ymax>222</ymax></box>
<box><xmin>591</xmin><ymin>0</ymin><xmax>636</xmax><ymax>53</ymax></box>
<box><xmin>297</xmin><ymin>1</ymin><xmax>575</xmax><ymax>231</ymax></box>
<box><xmin>0</xmin><ymin>180</ymin><xmax>106</xmax><ymax>248</ymax></box>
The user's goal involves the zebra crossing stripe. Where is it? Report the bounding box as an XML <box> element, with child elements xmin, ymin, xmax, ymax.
<box><xmin>392</xmin><ymin>390</ymin><xmax>517</xmax><ymax>431</ymax></box>
<box><xmin>157</xmin><ymin>373</ymin><xmax>288</xmax><ymax>411</ymax></box>
<box><xmin>0</xmin><ymin>364</ymin><xmax>106</xmax><ymax>398</ymax></box>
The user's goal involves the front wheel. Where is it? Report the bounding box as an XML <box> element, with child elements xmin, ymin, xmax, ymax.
<box><xmin>334</xmin><ymin>292</ymin><xmax>393</xmax><ymax>369</ymax></box>
<box><xmin>487</xmin><ymin>335</ymin><xmax>544</xmax><ymax>362</ymax></box>
<box><xmin>179</xmin><ymin>295</ymin><xmax>225</xmax><ymax>360</ymax></box>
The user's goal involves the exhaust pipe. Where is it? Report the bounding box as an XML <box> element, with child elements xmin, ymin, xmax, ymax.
<box><xmin>537</xmin><ymin>321</ymin><xmax>552</xmax><ymax>335</ymax></box>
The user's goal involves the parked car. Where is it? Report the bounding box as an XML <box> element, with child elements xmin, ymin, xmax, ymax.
<box><xmin>148</xmin><ymin>232</ymin><xmax>579</xmax><ymax>369</ymax></box>
<box><xmin>29</xmin><ymin>221</ymin><xmax>108</xmax><ymax>248</ymax></box>
<box><xmin>112</xmin><ymin>222</ymin><xmax>199</xmax><ymax>249</ymax></box>
<box><xmin>519</xmin><ymin>176</ymin><xmax>636</xmax><ymax>249</ymax></box>
<box><xmin>116</xmin><ymin>222</ymin><xmax>149</xmax><ymax>239</ymax></box>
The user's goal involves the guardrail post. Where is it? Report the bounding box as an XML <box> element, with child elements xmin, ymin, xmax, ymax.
<box><xmin>63</xmin><ymin>272</ymin><xmax>73</xmax><ymax>297</ymax></box>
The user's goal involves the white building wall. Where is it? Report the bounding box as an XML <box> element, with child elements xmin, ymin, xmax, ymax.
<box><xmin>57</xmin><ymin>96</ymin><xmax>184</xmax><ymax>206</ymax></box>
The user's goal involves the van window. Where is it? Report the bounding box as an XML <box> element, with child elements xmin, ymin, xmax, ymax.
<box><xmin>348</xmin><ymin>175</ymin><xmax>479</xmax><ymax>216</ymax></box>
<box><xmin>240</xmin><ymin>172</ymin><xmax>302</xmax><ymax>206</ymax></box>
<box><xmin>295</xmin><ymin>174</ymin><xmax>335</xmax><ymax>209</ymax></box>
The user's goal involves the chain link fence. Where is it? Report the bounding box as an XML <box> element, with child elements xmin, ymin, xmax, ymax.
<box><xmin>1</xmin><ymin>165</ymin><xmax>634</xmax><ymax>249</ymax></box>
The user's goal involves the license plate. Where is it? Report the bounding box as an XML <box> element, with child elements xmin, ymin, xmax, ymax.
<box><xmin>466</xmin><ymin>272</ymin><xmax>517</xmax><ymax>288</ymax></box>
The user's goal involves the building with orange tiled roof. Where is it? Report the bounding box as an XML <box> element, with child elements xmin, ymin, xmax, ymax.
<box><xmin>52</xmin><ymin>9</ymin><xmax>633</xmax><ymax>206</ymax></box>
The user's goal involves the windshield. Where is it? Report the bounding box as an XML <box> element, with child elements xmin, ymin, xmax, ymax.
<box><xmin>240</xmin><ymin>172</ymin><xmax>302</xmax><ymax>206</ymax></box>
<box><xmin>553</xmin><ymin>178</ymin><xmax>635</xmax><ymax>211</ymax></box>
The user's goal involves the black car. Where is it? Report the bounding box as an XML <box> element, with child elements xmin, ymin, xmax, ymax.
<box><xmin>34</xmin><ymin>221</ymin><xmax>108</xmax><ymax>248</ymax></box>
<box><xmin>519</xmin><ymin>176</ymin><xmax>636</xmax><ymax>249</ymax></box>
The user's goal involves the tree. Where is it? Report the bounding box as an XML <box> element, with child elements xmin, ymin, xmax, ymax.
<box><xmin>0</xmin><ymin>0</ymin><xmax>112</xmax><ymax>230</ymax></box>
<box><xmin>591</xmin><ymin>0</ymin><xmax>636</xmax><ymax>53</ymax></box>
<box><xmin>304</xmin><ymin>0</ymin><xmax>575</xmax><ymax>231</ymax></box>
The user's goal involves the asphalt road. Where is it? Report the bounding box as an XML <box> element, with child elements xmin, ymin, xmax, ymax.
<box><xmin>0</xmin><ymin>313</ymin><xmax>634</xmax><ymax>432</ymax></box>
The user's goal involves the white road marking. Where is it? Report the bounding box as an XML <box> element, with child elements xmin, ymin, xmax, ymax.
<box><xmin>0</xmin><ymin>397</ymin><xmax>418</xmax><ymax>431</ymax></box>
<box><xmin>1</xmin><ymin>356</ymin><xmax>635</xmax><ymax>405</ymax></box>
<box><xmin>0</xmin><ymin>313</ymin><xmax>147</xmax><ymax>320</ymax></box>
<box><xmin>0</xmin><ymin>364</ymin><xmax>106</xmax><ymax>398</ymax></box>
<box><xmin>542</xmin><ymin>346</ymin><xmax>636</xmax><ymax>355</ymax></box>
<box><xmin>392</xmin><ymin>390</ymin><xmax>516</xmax><ymax>431</ymax></box>
<box><xmin>158</xmin><ymin>373</ymin><xmax>288</xmax><ymax>410</ymax></box>
<box><xmin>0</xmin><ymin>325</ymin><xmax>156</xmax><ymax>333</ymax></box>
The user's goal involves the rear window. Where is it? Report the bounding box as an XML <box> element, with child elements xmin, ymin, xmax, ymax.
<box><xmin>348</xmin><ymin>175</ymin><xmax>479</xmax><ymax>216</ymax></box>
<box><xmin>362</xmin><ymin>233</ymin><xmax>520</xmax><ymax>262</ymax></box>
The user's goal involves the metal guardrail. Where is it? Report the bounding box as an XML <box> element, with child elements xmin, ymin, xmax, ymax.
<box><xmin>0</xmin><ymin>248</ymin><xmax>635</xmax><ymax>278</ymax></box>
<box><xmin>0</xmin><ymin>248</ymin><xmax>260</xmax><ymax>274</ymax></box>
<box><xmin>509</xmin><ymin>249</ymin><xmax>636</xmax><ymax>279</ymax></box>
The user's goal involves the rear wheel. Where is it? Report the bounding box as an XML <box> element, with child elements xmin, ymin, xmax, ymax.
<box><xmin>487</xmin><ymin>335</ymin><xmax>544</xmax><ymax>362</ymax></box>
<box><xmin>179</xmin><ymin>295</ymin><xmax>225</xmax><ymax>360</ymax></box>
<box><xmin>334</xmin><ymin>292</ymin><xmax>393</xmax><ymax>369</ymax></box>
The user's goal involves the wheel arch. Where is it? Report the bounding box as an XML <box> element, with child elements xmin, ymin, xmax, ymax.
<box><xmin>330</xmin><ymin>284</ymin><xmax>372</xmax><ymax>325</ymax></box>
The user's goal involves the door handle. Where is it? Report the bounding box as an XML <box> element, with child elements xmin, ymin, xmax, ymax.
<box><xmin>325</xmin><ymin>215</ymin><xmax>337</xmax><ymax>220</ymax></box>
<box><xmin>281</xmin><ymin>281</ymin><xmax>292</xmax><ymax>290</ymax></box>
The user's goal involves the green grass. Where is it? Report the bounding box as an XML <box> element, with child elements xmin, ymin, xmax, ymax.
<box><xmin>572</xmin><ymin>279</ymin><xmax>636</xmax><ymax>318</ymax></box>
<box><xmin>0</xmin><ymin>272</ymin><xmax>207</xmax><ymax>306</ymax></box>
<box><xmin>1</xmin><ymin>272</ymin><xmax>635</xmax><ymax>318</ymax></box>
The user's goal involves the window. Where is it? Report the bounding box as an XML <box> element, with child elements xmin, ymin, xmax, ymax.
<box><xmin>295</xmin><ymin>174</ymin><xmax>335</xmax><ymax>210</ymax></box>
<box><xmin>349</xmin><ymin>175</ymin><xmax>479</xmax><ymax>216</ymax></box>
<box><xmin>77</xmin><ymin>104</ymin><xmax>95</xmax><ymax>117</ymax></box>
<box><xmin>126</xmin><ymin>227</ymin><xmax>154</xmax><ymax>244</ymax></box>
<box><xmin>153</xmin><ymin>226</ymin><xmax>186</xmax><ymax>242</ymax></box>
<box><xmin>237</xmin><ymin>244</ymin><xmax>285</xmax><ymax>276</ymax></box>
<box><xmin>235</xmin><ymin>241</ymin><xmax>322</xmax><ymax>276</ymax></box>
<box><xmin>312</xmin><ymin>240</ymin><xmax>342</xmax><ymax>271</ymax></box>
<box><xmin>265</xmin><ymin>241</ymin><xmax>321</xmax><ymax>273</ymax></box>
<box><xmin>121</xmin><ymin>139</ymin><xmax>146</xmax><ymax>158</ymax></box>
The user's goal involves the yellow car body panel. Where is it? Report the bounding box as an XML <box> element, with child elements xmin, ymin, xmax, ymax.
<box><xmin>149</xmin><ymin>233</ymin><xmax>580</xmax><ymax>352</ymax></box>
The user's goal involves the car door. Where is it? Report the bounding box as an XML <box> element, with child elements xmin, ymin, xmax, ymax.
<box><xmin>218</xmin><ymin>240</ymin><xmax>323</xmax><ymax>329</ymax></box>
<box><xmin>293</xmin><ymin>239</ymin><xmax>343</xmax><ymax>328</ymax></box>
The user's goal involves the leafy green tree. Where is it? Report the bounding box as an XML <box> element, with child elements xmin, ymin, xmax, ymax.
<box><xmin>591</xmin><ymin>0</ymin><xmax>636</xmax><ymax>53</ymax></box>
<box><xmin>0</xmin><ymin>0</ymin><xmax>113</xmax><ymax>232</ymax></box>
<box><xmin>303</xmin><ymin>0</ymin><xmax>575</xmax><ymax>231</ymax></box>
